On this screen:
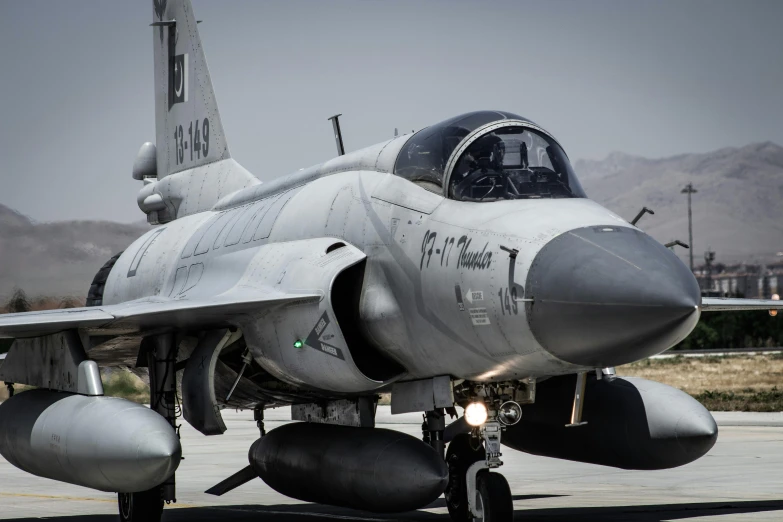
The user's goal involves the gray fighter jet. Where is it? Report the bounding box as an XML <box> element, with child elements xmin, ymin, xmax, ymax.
<box><xmin>1</xmin><ymin>1</ymin><xmax>780</xmax><ymax>521</ymax></box>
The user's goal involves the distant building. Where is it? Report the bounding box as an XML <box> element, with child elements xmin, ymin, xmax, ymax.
<box><xmin>694</xmin><ymin>261</ymin><xmax>782</xmax><ymax>298</ymax></box>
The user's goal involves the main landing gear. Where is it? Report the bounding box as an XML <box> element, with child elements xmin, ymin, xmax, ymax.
<box><xmin>120</xmin><ymin>334</ymin><xmax>179</xmax><ymax>522</ymax></box>
<box><xmin>119</xmin><ymin>488</ymin><xmax>164</xmax><ymax>522</ymax></box>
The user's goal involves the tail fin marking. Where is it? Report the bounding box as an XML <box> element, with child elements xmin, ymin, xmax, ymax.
<box><xmin>152</xmin><ymin>0</ymin><xmax>230</xmax><ymax>178</ymax></box>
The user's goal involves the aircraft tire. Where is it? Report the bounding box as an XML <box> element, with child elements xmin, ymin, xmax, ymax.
<box><xmin>476</xmin><ymin>472</ymin><xmax>513</xmax><ymax>522</ymax></box>
<box><xmin>445</xmin><ymin>433</ymin><xmax>485</xmax><ymax>522</ymax></box>
<box><xmin>118</xmin><ymin>487</ymin><xmax>163</xmax><ymax>522</ymax></box>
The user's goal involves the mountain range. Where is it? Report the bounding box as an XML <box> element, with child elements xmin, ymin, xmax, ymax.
<box><xmin>575</xmin><ymin>141</ymin><xmax>783</xmax><ymax>266</ymax></box>
<box><xmin>0</xmin><ymin>205</ymin><xmax>147</xmax><ymax>300</ymax></box>
<box><xmin>1</xmin><ymin>141</ymin><xmax>781</xmax><ymax>299</ymax></box>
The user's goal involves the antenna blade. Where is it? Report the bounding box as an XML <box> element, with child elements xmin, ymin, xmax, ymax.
<box><xmin>327</xmin><ymin>114</ymin><xmax>345</xmax><ymax>156</ymax></box>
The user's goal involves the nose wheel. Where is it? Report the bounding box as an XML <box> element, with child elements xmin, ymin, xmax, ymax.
<box><xmin>445</xmin><ymin>433</ymin><xmax>512</xmax><ymax>522</ymax></box>
<box><xmin>446</xmin><ymin>433</ymin><xmax>485</xmax><ymax>522</ymax></box>
<box><xmin>118</xmin><ymin>487</ymin><xmax>163</xmax><ymax>522</ymax></box>
<box><xmin>473</xmin><ymin>472</ymin><xmax>512</xmax><ymax>522</ymax></box>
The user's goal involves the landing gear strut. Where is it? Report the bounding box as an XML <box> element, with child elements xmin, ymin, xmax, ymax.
<box><xmin>254</xmin><ymin>404</ymin><xmax>266</xmax><ymax>436</ymax></box>
<box><xmin>119</xmin><ymin>334</ymin><xmax>178</xmax><ymax>522</ymax></box>
<box><xmin>445</xmin><ymin>410</ymin><xmax>513</xmax><ymax>522</ymax></box>
<box><xmin>423</xmin><ymin>408</ymin><xmax>446</xmax><ymax>459</ymax></box>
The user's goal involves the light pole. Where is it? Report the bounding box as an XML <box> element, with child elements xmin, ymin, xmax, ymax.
<box><xmin>704</xmin><ymin>249</ymin><xmax>715</xmax><ymax>294</ymax></box>
<box><xmin>681</xmin><ymin>183</ymin><xmax>697</xmax><ymax>271</ymax></box>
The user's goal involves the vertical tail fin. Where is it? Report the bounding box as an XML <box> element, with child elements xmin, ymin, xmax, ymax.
<box><xmin>141</xmin><ymin>0</ymin><xmax>258</xmax><ymax>223</ymax></box>
<box><xmin>152</xmin><ymin>0</ymin><xmax>229</xmax><ymax>177</ymax></box>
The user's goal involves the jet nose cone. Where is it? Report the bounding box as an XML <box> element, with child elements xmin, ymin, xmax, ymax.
<box><xmin>526</xmin><ymin>226</ymin><xmax>700</xmax><ymax>367</ymax></box>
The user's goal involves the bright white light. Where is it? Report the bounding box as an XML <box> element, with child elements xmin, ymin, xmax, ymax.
<box><xmin>464</xmin><ymin>402</ymin><xmax>488</xmax><ymax>426</ymax></box>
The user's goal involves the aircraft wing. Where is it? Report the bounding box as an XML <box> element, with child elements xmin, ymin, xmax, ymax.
<box><xmin>0</xmin><ymin>291</ymin><xmax>320</xmax><ymax>338</ymax></box>
<box><xmin>701</xmin><ymin>297</ymin><xmax>783</xmax><ymax>312</ymax></box>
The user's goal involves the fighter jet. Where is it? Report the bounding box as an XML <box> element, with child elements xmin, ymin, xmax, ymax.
<box><xmin>1</xmin><ymin>1</ymin><xmax>780</xmax><ymax>521</ymax></box>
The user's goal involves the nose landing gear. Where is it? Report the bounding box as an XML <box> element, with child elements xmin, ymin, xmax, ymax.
<box><xmin>445</xmin><ymin>420</ymin><xmax>513</xmax><ymax>522</ymax></box>
<box><xmin>445</xmin><ymin>433</ymin><xmax>485</xmax><ymax>522</ymax></box>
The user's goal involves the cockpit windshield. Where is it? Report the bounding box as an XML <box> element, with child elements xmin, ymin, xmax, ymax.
<box><xmin>393</xmin><ymin>111</ymin><xmax>586</xmax><ymax>202</ymax></box>
<box><xmin>393</xmin><ymin>111</ymin><xmax>525</xmax><ymax>191</ymax></box>
<box><xmin>447</xmin><ymin>126</ymin><xmax>586</xmax><ymax>202</ymax></box>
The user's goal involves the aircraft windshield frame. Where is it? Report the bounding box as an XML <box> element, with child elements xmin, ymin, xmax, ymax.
<box><xmin>443</xmin><ymin>120</ymin><xmax>587</xmax><ymax>202</ymax></box>
<box><xmin>392</xmin><ymin>111</ymin><xmax>528</xmax><ymax>192</ymax></box>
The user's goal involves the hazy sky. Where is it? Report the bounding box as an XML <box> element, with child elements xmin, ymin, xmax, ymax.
<box><xmin>1</xmin><ymin>0</ymin><xmax>781</xmax><ymax>222</ymax></box>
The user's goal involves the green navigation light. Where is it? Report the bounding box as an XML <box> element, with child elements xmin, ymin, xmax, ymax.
<box><xmin>293</xmin><ymin>339</ymin><xmax>304</xmax><ymax>349</ymax></box>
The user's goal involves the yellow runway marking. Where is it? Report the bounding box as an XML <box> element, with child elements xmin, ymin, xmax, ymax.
<box><xmin>0</xmin><ymin>492</ymin><xmax>115</xmax><ymax>503</ymax></box>
<box><xmin>0</xmin><ymin>491</ymin><xmax>200</xmax><ymax>508</ymax></box>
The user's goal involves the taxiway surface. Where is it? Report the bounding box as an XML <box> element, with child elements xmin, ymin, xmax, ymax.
<box><xmin>1</xmin><ymin>407</ymin><xmax>782</xmax><ymax>521</ymax></box>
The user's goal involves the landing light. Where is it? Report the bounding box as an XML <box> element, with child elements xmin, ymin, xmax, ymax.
<box><xmin>498</xmin><ymin>401</ymin><xmax>522</xmax><ymax>426</ymax></box>
<box><xmin>771</xmin><ymin>294</ymin><xmax>779</xmax><ymax>317</ymax></box>
<box><xmin>464</xmin><ymin>402</ymin><xmax>488</xmax><ymax>426</ymax></box>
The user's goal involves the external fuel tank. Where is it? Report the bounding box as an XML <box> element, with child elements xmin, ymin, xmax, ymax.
<box><xmin>0</xmin><ymin>389</ymin><xmax>181</xmax><ymax>492</ymax></box>
<box><xmin>249</xmin><ymin>422</ymin><xmax>448</xmax><ymax>512</ymax></box>
<box><xmin>503</xmin><ymin>374</ymin><xmax>718</xmax><ymax>470</ymax></box>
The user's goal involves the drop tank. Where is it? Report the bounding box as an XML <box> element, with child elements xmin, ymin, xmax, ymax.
<box><xmin>0</xmin><ymin>390</ymin><xmax>181</xmax><ymax>492</ymax></box>
<box><xmin>503</xmin><ymin>375</ymin><xmax>718</xmax><ymax>470</ymax></box>
<box><xmin>249</xmin><ymin>422</ymin><xmax>448</xmax><ymax>512</ymax></box>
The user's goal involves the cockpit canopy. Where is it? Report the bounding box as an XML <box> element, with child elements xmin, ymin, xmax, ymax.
<box><xmin>394</xmin><ymin>110</ymin><xmax>586</xmax><ymax>201</ymax></box>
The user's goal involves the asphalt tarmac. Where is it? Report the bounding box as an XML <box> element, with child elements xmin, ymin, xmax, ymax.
<box><xmin>1</xmin><ymin>407</ymin><xmax>782</xmax><ymax>521</ymax></box>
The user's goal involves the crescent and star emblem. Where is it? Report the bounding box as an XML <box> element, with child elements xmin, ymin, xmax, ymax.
<box><xmin>174</xmin><ymin>61</ymin><xmax>183</xmax><ymax>98</ymax></box>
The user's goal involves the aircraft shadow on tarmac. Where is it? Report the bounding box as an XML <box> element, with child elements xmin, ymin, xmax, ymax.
<box><xmin>4</xmin><ymin>499</ymin><xmax>783</xmax><ymax>522</ymax></box>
